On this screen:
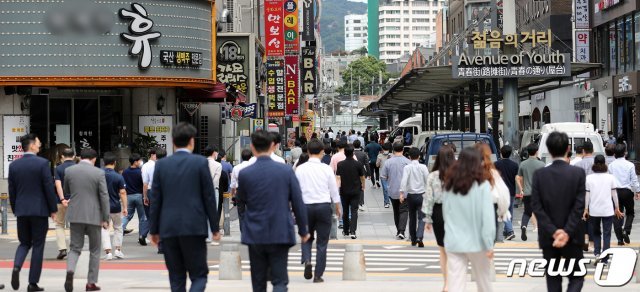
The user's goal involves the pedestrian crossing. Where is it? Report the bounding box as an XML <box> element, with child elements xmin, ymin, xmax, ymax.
<box><xmin>209</xmin><ymin>246</ymin><xmax>603</xmax><ymax>274</ymax></box>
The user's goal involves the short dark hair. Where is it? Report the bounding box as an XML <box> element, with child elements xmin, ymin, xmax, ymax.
<box><xmin>383</xmin><ymin>142</ymin><xmax>392</xmax><ymax>151</ymax></box>
<box><xmin>148</xmin><ymin>148</ymin><xmax>157</xmax><ymax>156</ymax></box>
<box><xmin>337</xmin><ymin>140</ymin><xmax>347</xmax><ymax>149</ymax></box>
<box><xmin>592</xmin><ymin>155</ymin><xmax>608</xmax><ymax>173</ymax></box>
<box><xmin>408</xmin><ymin>147</ymin><xmax>420</xmax><ymax>160</ymax></box>
<box><xmin>295</xmin><ymin>140</ymin><xmax>301</xmax><ymax>147</ymax></box>
<box><xmin>582</xmin><ymin>141</ymin><xmax>594</xmax><ymax>154</ymax></box>
<box><xmin>608</xmin><ymin>131</ymin><xmax>614</xmax><ymax>135</ymax></box>
<box><xmin>301</xmin><ymin>144</ymin><xmax>308</xmax><ymax>153</ymax></box>
<box><xmin>241</xmin><ymin>149</ymin><xmax>253</xmax><ymax>161</ymax></box>
<box><xmin>307</xmin><ymin>139</ymin><xmax>324</xmax><ymax>155</ymax></box>
<box><xmin>392</xmin><ymin>142</ymin><xmax>404</xmax><ymax>153</ymax></box>
<box><xmin>574</xmin><ymin>145</ymin><xmax>584</xmax><ymax>154</ymax></box>
<box><xmin>61</xmin><ymin>148</ymin><xmax>75</xmax><ymax>158</ymax></box>
<box><xmin>80</xmin><ymin>148</ymin><xmax>98</xmax><ymax>160</ymax></box>
<box><xmin>546</xmin><ymin>132</ymin><xmax>569</xmax><ymax>158</ymax></box>
<box><xmin>344</xmin><ymin>144</ymin><xmax>355</xmax><ymax>157</ymax></box>
<box><xmin>270</xmin><ymin>132</ymin><xmax>282</xmax><ymax>145</ymax></box>
<box><xmin>251</xmin><ymin>131</ymin><xmax>272</xmax><ymax>153</ymax></box>
<box><xmin>500</xmin><ymin>145</ymin><xmax>512</xmax><ymax>159</ymax></box>
<box><xmin>172</xmin><ymin>122</ymin><xmax>197</xmax><ymax>148</ymax></box>
<box><xmin>605</xmin><ymin>143</ymin><xmax>615</xmax><ymax>156</ymax></box>
<box><xmin>614</xmin><ymin>143</ymin><xmax>627</xmax><ymax>158</ymax></box>
<box><xmin>204</xmin><ymin>145</ymin><xmax>219</xmax><ymax>157</ymax></box>
<box><xmin>218</xmin><ymin>149</ymin><xmax>226</xmax><ymax>158</ymax></box>
<box><xmin>155</xmin><ymin>147</ymin><xmax>167</xmax><ymax>159</ymax></box>
<box><xmin>324</xmin><ymin>145</ymin><xmax>332</xmax><ymax>155</ymax></box>
<box><xmin>20</xmin><ymin>133</ymin><xmax>38</xmax><ymax>152</ymax></box>
<box><xmin>526</xmin><ymin>143</ymin><xmax>539</xmax><ymax>156</ymax></box>
<box><xmin>129</xmin><ymin>153</ymin><xmax>141</xmax><ymax>164</ymax></box>
<box><xmin>103</xmin><ymin>152</ymin><xmax>117</xmax><ymax>166</ymax></box>
<box><xmin>353</xmin><ymin>139</ymin><xmax>361</xmax><ymax>148</ymax></box>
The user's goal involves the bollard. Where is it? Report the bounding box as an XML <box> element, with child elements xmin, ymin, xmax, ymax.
<box><xmin>636</xmin><ymin>247</ymin><xmax>640</xmax><ymax>283</ymax></box>
<box><xmin>219</xmin><ymin>244</ymin><xmax>242</xmax><ymax>280</ymax></box>
<box><xmin>76</xmin><ymin>237</ymin><xmax>90</xmax><ymax>280</ymax></box>
<box><xmin>342</xmin><ymin>244</ymin><xmax>366</xmax><ymax>281</ymax></box>
<box><xmin>1</xmin><ymin>193</ymin><xmax>8</xmax><ymax>235</ymax></box>
<box><xmin>330</xmin><ymin>204</ymin><xmax>338</xmax><ymax>240</ymax></box>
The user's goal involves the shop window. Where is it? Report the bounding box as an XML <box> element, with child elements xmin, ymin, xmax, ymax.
<box><xmin>543</xmin><ymin>106</ymin><xmax>551</xmax><ymax>124</ymax></box>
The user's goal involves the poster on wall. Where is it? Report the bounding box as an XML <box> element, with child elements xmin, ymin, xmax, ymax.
<box><xmin>138</xmin><ymin>115</ymin><xmax>174</xmax><ymax>155</ymax></box>
<box><xmin>265</xmin><ymin>0</ymin><xmax>285</xmax><ymax>56</ymax></box>
<box><xmin>285</xmin><ymin>55</ymin><xmax>299</xmax><ymax>115</ymax></box>
<box><xmin>3</xmin><ymin>115</ymin><xmax>29</xmax><ymax>178</ymax></box>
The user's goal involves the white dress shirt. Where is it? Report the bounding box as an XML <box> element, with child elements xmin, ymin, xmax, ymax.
<box><xmin>295</xmin><ymin>158</ymin><xmax>341</xmax><ymax>204</ymax></box>
<box><xmin>141</xmin><ymin>159</ymin><xmax>155</xmax><ymax>189</ymax></box>
<box><xmin>609</xmin><ymin>158</ymin><xmax>640</xmax><ymax>193</ymax></box>
<box><xmin>399</xmin><ymin>160</ymin><xmax>429</xmax><ymax>195</ymax></box>
<box><xmin>207</xmin><ymin>157</ymin><xmax>222</xmax><ymax>189</ymax></box>
<box><xmin>230</xmin><ymin>160</ymin><xmax>254</xmax><ymax>189</ymax></box>
<box><xmin>248</xmin><ymin>153</ymin><xmax>286</xmax><ymax>165</ymax></box>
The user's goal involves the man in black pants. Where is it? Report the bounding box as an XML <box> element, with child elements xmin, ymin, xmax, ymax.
<box><xmin>381</xmin><ymin>142</ymin><xmax>411</xmax><ymax>239</ymax></box>
<box><xmin>337</xmin><ymin>145</ymin><xmax>365</xmax><ymax>239</ymax></box>
<box><xmin>516</xmin><ymin>144</ymin><xmax>545</xmax><ymax>241</ymax></box>
<box><xmin>531</xmin><ymin>131</ymin><xmax>586</xmax><ymax>292</ymax></box>
<box><xmin>295</xmin><ymin>139</ymin><xmax>342</xmax><ymax>283</ymax></box>
<box><xmin>609</xmin><ymin>143</ymin><xmax>640</xmax><ymax>245</ymax></box>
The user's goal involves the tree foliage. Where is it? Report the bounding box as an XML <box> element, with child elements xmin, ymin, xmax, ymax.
<box><xmin>351</xmin><ymin>46</ymin><xmax>368</xmax><ymax>56</ymax></box>
<box><xmin>338</xmin><ymin>56</ymin><xmax>390</xmax><ymax>96</ymax></box>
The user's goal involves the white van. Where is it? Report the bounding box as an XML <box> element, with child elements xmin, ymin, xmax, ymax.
<box><xmin>387</xmin><ymin>115</ymin><xmax>422</xmax><ymax>144</ymax></box>
<box><xmin>537</xmin><ymin>123</ymin><xmax>605</xmax><ymax>164</ymax></box>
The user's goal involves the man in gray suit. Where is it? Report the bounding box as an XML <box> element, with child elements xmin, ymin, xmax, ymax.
<box><xmin>62</xmin><ymin>148</ymin><xmax>110</xmax><ymax>292</ymax></box>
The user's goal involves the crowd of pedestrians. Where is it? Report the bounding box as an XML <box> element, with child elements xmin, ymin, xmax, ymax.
<box><xmin>5</xmin><ymin>123</ymin><xmax>640</xmax><ymax>292</ymax></box>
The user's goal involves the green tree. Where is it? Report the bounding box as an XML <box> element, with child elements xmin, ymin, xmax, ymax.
<box><xmin>351</xmin><ymin>46</ymin><xmax>368</xmax><ymax>56</ymax></box>
<box><xmin>338</xmin><ymin>56</ymin><xmax>390</xmax><ymax>96</ymax></box>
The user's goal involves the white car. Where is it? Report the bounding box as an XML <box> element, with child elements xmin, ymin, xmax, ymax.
<box><xmin>537</xmin><ymin>123</ymin><xmax>605</xmax><ymax>164</ymax></box>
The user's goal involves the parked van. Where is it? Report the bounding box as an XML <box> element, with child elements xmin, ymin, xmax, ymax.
<box><xmin>537</xmin><ymin>123</ymin><xmax>605</xmax><ymax>164</ymax></box>
<box><xmin>424</xmin><ymin>133</ymin><xmax>499</xmax><ymax>171</ymax></box>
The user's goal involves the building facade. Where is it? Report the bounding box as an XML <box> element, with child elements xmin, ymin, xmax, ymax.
<box><xmin>0</xmin><ymin>0</ymin><xmax>225</xmax><ymax>192</ymax></box>
<box><xmin>345</xmin><ymin>14</ymin><xmax>369</xmax><ymax>52</ymax></box>
<box><xmin>378</xmin><ymin>0</ymin><xmax>446</xmax><ymax>64</ymax></box>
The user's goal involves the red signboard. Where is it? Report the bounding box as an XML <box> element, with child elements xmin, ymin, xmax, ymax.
<box><xmin>285</xmin><ymin>55</ymin><xmax>299</xmax><ymax>115</ymax></box>
<box><xmin>284</xmin><ymin>0</ymin><xmax>299</xmax><ymax>54</ymax></box>
<box><xmin>265</xmin><ymin>0</ymin><xmax>285</xmax><ymax>56</ymax></box>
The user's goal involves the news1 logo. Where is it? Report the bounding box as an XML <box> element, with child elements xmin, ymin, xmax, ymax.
<box><xmin>506</xmin><ymin>248</ymin><xmax>638</xmax><ymax>287</ymax></box>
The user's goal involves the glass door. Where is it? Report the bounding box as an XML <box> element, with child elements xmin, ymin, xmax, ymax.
<box><xmin>73</xmin><ymin>99</ymin><xmax>99</xmax><ymax>156</ymax></box>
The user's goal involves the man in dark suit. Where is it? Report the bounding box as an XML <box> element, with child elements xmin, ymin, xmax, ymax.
<box><xmin>8</xmin><ymin>133</ymin><xmax>58</xmax><ymax>292</ymax></box>
<box><xmin>531</xmin><ymin>131</ymin><xmax>586</xmax><ymax>292</ymax></box>
<box><xmin>149</xmin><ymin>122</ymin><xmax>220</xmax><ymax>292</ymax></box>
<box><xmin>237</xmin><ymin>130</ymin><xmax>310</xmax><ymax>292</ymax></box>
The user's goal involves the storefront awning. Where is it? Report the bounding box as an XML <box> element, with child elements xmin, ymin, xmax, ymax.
<box><xmin>359</xmin><ymin>63</ymin><xmax>602</xmax><ymax>117</ymax></box>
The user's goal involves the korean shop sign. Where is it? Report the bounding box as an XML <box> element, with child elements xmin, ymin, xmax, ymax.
<box><xmin>452</xmin><ymin>52</ymin><xmax>571</xmax><ymax>79</ymax></box>
<box><xmin>267</xmin><ymin>58</ymin><xmax>286</xmax><ymax>117</ymax></box>
<box><xmin>284</xmin><ymin>0</ymin><xmax>300</xmax><ymax>54</ymax></box>
<box><xmin>301</xmin><ymin>47</ymin><xmax>317</xmax><ymax>96</ymax></box>
<box><xmin>160</xmin><ymin>51</ymin><xmax>204</xmax><ymax>67</ymax></box>
<box><xmin>285</xmin><ymin>55</ymin><xmax>299</xmax><ymax>115</ymax></box>
<box><xmin>471</xmin><ymin>29</ymin><xmax>552</xmax><ymax>50</ymax></box>
<box><xmin>265</xmin><ymin>0</ymin><xmax>285</xmax><ymax>56</ymax></box>
<box><xmin>119</xmin><ymin>3</ymin><xmax>161</xmax><ymax>69</ymax></box>
<box><xmin>216</xmin><ymin>37</ymin><xmax>250</xmax><ymax>94</ymax></box>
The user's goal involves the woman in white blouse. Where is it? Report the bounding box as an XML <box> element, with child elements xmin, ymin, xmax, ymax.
<box><xmin>423</xmin><ymin>145</ymin><xmax>456</xmax><ymax>292</ymax></box>
<box><xmin>584</xmin><ymin>155</ymin><xmax>623</xmax><ymax>261</ymax></box>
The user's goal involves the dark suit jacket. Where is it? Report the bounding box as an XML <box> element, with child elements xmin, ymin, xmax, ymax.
<box><xmin>8</xmin><ymin>153</ymin><xmax>57</xmax><ymax>217</ymax></box>
<box><xmin>531</xmin><ymin>160</ymin><xmax>586</xmax><ymax>248</ymax></box>
<box><xmin>237</xmin><ymin>156</ymin><xmax>308</xmax><ymax>246</ymax></box>
<box><xmin>149</xmin><ymin>150</ymin><xmax>218</xmax><ymax>239</ymax></box>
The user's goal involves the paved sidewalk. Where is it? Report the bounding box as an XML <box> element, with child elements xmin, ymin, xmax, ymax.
<box><xmin>4</xmin><ymin>269</ymin><xmax>638</xmax><ymax>292</ymax></box>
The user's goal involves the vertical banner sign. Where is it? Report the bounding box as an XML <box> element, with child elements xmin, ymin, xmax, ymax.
<box><xmin>302</xmin><ymin>0</ymin><xmax>315</xmax><ymax>41</ymax></box>
<box><xmin>217</xmin><ymin>37</ymin><xmax>249</xmax><ymax>94</ymax></box>
<box><xmin>267</xmin><ymin>59</ymin><xmax>286</xmax><ymax>117</ymax></box>
<box><xmin>575</xmin><ymin>0</ymin><xmax>589</xmax><ymax>29</ymax></box>
<box><xmin>496</xmin><ymin>0</ymin><xmax>503</xmax><ymax>30</ymax></box>
<box><xmin>3</xmin><ymin>116</ymin><xmax>29</xmax><ymax>178</ymax></box>
<box><xmin>138</xmin><ymin>116</ymin><xmax>174</xmax><ymax>155</ymax></box>
<box><xmin>575</xmin><ymin>31</ymin><xmax>590</xmax><ymax>63</ymax></box>
<box><xmin>285</xmin><ymin>55</ymin><xmax>300</xmax><ymax>115</ymax></box>
<box><xmin>301</xmin><ymin>47</ymin><xmax>317</xmax><ymax>96</ymax></box>
<box><xmin>284</xmin><ymin>0</ymin><xmax>300</xmax><ymax>54</ymax></box>
<box><xmin>265</xmin><ymin>0</ymin><xmax>285</xmax><ymax>56</ymax></box>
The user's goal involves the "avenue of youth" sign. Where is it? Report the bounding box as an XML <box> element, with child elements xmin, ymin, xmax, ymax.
<box><xmin>452</xmin><ymin>51</ymin><xmax>571</xmax><ymax>79</ymax></box>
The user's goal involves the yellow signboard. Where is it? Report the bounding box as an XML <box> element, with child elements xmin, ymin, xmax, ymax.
<box><xmin>472</xmin><ymin>29</ymin><xmax>552</xmax><ymax>50</ymax></box>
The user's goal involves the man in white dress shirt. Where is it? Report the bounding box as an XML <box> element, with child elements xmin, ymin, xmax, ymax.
<box><xmin>141</xmin><ymin>148</ymin><xmax>167</xmax><ymax>246</ymax></box>
<box><xmin>609</xmin><ymin>143</ymin><xmax>640</xmax><ymax>245</ymax></box>
<box><xmin>205</xmin><ymin>145</ymin><xmax>222</xmax><ymax>244</ymax></box>
<box><xmin>295</xmin><ymin>139</ymin><xmax>341</xmax><ymax>283</ymax></box>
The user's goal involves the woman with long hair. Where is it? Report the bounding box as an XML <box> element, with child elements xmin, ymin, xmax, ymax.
<box><xmin>584</xmin><ymin>155</ymin><xmax>623</xmax><ymax>261</ymax></box>
<box><xmin>443</xmin><ymin>147</ymin><xmax>495</xmax><ymax>292</ymax></box>
<box><xmin>423</xmin><ymin>145</ymin><xmax>456</xmax><ymax>292</ymax></box>
<box><xmin>474</xmin><ymin>143</ymin><xmax>511</xmax><ymax>242</ymax></box>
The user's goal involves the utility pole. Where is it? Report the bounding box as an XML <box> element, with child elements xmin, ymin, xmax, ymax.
<box><xmin>350</xmin><ymin>70</ymin><xmax>354</xmax><ymax>130</ymax></box>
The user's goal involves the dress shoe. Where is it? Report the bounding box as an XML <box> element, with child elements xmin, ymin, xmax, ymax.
<box><xmin>123</xmin><ymin>229</ymin><xmax>133</xmax><ymax>235</ymax></box>
<box><xmin>417</xmin><ymin>240</ymin><xmax>425</xmax><ymax>248</ymax></box>
<box><xmin>138</xmin><ymin>237</ymin><xmax>147</xmax><ymax>246</ymax></box>
<box><xmin>85</xmin><ymin>283</ymin><xmax>101</xmax><ymax>291</ymax></box>
<box><xmin>313</xmin><ymin>277</ymin><xmax>324</xmax><ymax>283</ymax></box>
<box><xmin>27</xmin><ymin>284</ymin><xmax>44</xmax><ymax>292</ymax></box>
<box><xmin>57</xmin><ymin>249</ymin><xmax>68</xmax><ymax>260</ymax></box>
<box><xmin>0</xmin><ymin>283</ymin><xmax>4</xmax><ymax>289</ymax></box>
<box><xmin>304</xmin><ymin>262</ymin><xmax>313</xmax><ymax>280</ymax></box>
<box><xmin>64</xmin><ymin>272</ymin><xmax>74</xmax><ymax>292</ymax></box>
<box><xmin>623</xmin><ymin>232</ymin><xmax>631</xmax><ymax>244</ymax></box>
<box><xmin>11</xmin><ymin>267</ymin><xmax>20</xmax><ymax>290</ymax></box>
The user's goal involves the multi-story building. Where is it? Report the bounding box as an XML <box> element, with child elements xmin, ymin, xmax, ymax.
<box><xmin>378</xmin><ymin>0</ymin><xmax>446</xmax><ymax>64</ymax></box>
<box><xmin>345</xmin><ymin>14</ymin><xmax>369</xmax><ymax>52</ymax></box>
